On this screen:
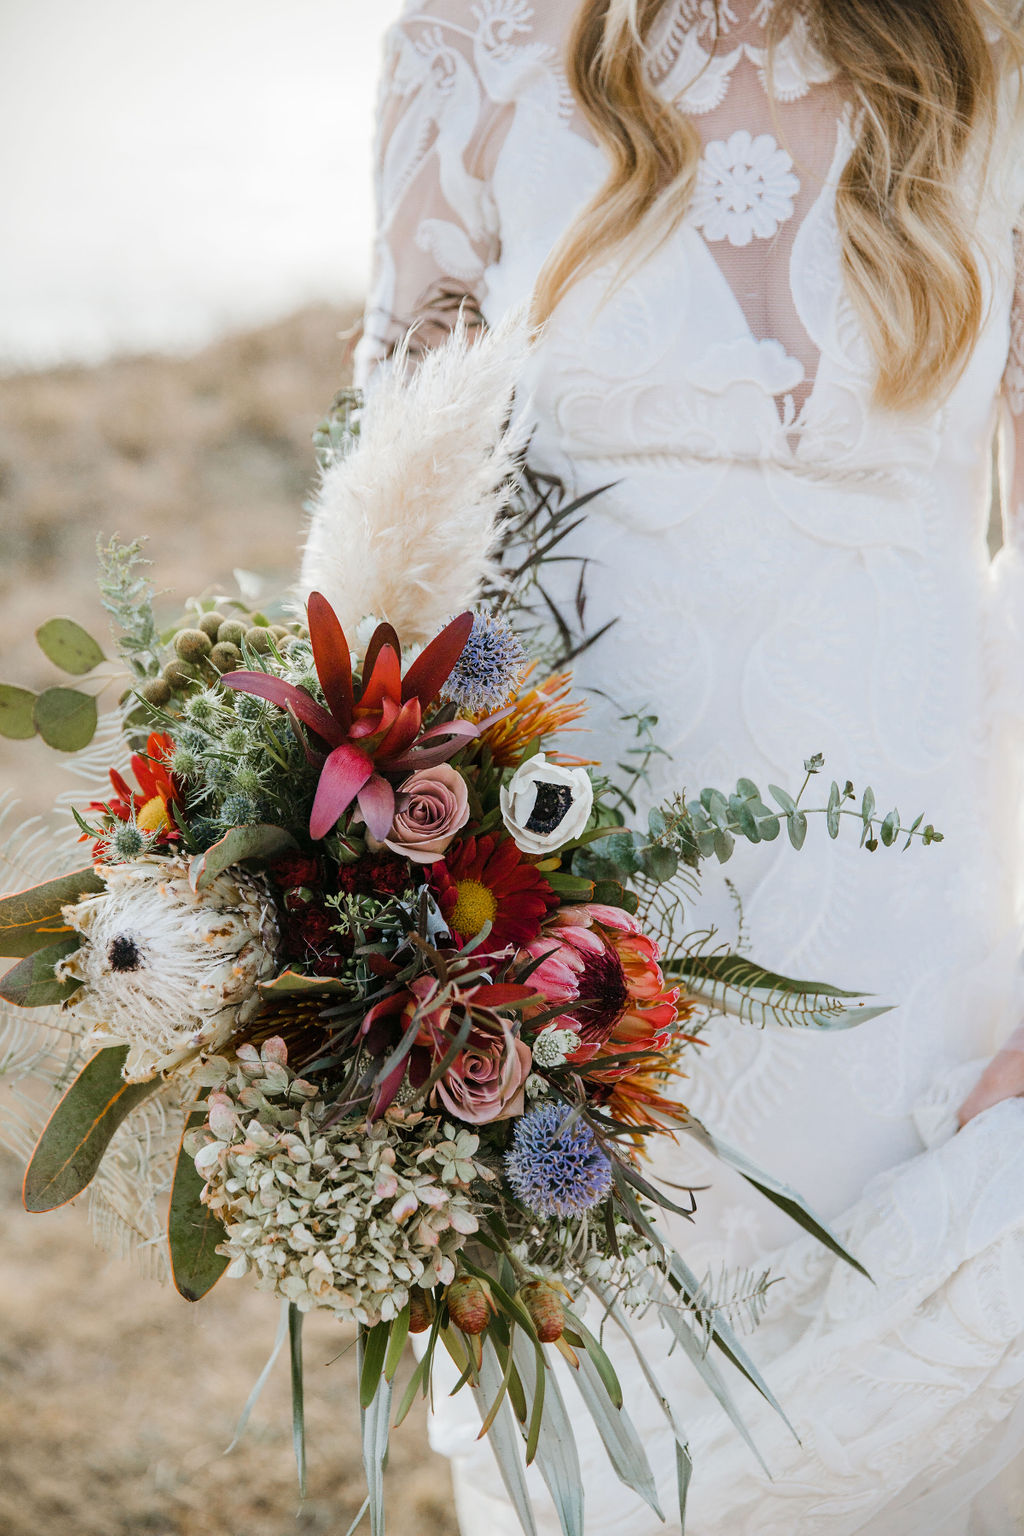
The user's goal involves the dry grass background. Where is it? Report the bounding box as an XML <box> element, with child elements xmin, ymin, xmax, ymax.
<box><xmin>0</xmin><ymin>307</ymin><xmax>458</xmax><ymax>1535</ymax></box>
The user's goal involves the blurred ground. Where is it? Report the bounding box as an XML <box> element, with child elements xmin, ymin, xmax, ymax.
<box><xmin>0</xmin><ymin>308</ymin><xmax>458</xmax><ymax>1535</ymax></box>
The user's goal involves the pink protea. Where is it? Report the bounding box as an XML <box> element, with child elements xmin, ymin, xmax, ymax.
<box><xmin>518</xmin><ymin>903</ymin><xmax>680</xmax><ymax>1074</ymax></box>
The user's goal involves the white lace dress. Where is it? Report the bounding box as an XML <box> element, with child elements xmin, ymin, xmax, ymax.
<box><xmin>354</xmin><ymin>3</ymin><xmax>1024</xmax><ymax>1532</ymax></box>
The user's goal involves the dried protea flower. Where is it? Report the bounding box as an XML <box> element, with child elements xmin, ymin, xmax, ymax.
<box><xmin>445</xmin><ymin>1274</ymin><xmax>495</xmax><ymax>1336</ymax></box>
<box><xmin>408</xmin><ymin>1289</ymin><xmax>435</xmax><ymax>1334</ymax></box>
<box><xmin>521</xmin><ymin>1279</ymin><xmax>566</xmax><ymax>1343</ymax></box>
<box><xmin>57</xmin><ymin>855</ymin><xmax>280</xmax><ymax>1081</ymax></box>
<box><xmin>187</xmin><ymin>1038</ymin><xmax>494</xmax><ymax>1326</ymax></box>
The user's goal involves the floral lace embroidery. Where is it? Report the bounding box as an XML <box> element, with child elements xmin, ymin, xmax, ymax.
<box><xmin>692</xmin><ymin>129</ymin><xmax>799</xmax><ymax>246</ymax></box>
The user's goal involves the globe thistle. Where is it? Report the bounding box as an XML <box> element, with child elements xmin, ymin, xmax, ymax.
<box><xmin>440</xmin><ymin>612</ymin><xmax>526</xmax><ymax>714</ymax></box>
<box><xmin>221</xmin><ymin>725</ymin><xmax>252</xmax><ymax>756</ymax></box>
<box><xmin>183</xmin><ymin>689</ymin><xmax>224</xmax><ymax>729</ymax></box>
<box><xmin>504</xmin><ymin>1104</ymin><xmax>613</xmax><ymax>1219</ymax></box>
<box><xmin>234</xmin><ymin>693</ymin><xmax>269</xmax><ymax>724</ymax></box>
<box><xmin>99</xmin><ymin>818</ymin><xmax>153</xmax><ymax>863</ymax></box>
<box><xmin>219</xmin><ymin>793</ymin><xmax>259</xmax><ymax>827</ymax></box>
<box><xmin>169</xmin><ymin>743</ymin><xmax>202</xmax><ymax>780</ymax></box>
<box><xmin>187</xmin><ymin>1039</ymin><xmax>494</xmax><ymax>1325</ymax></box>
<box><xmin>230</xmin><ymin>764</ymin><xmax>264</xmax><ymax>798</ymax></box>
<box><xmin>56</xmin><ymin>855</ymin><xmax>280</xmax><ymax>1081</ymax></box>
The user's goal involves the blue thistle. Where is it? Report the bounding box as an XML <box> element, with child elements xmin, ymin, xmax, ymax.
<box><xmin>441</xmin><ymin>612</ymin><xmax>526</xmax><ymax>714</ymax></box>
<box><xmin>504</xmin><ymin>1104</ymin><xmax>613</xmax><ymax>1219</ymax></box>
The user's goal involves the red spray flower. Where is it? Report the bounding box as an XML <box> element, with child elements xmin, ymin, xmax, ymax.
<box><xmin>428</xmin><ymin>834</ymin><xmax>558</xmax><ymax>953</ymax></box>
<box><xmin>88</xmin><ymin>732</ymin><xmax>182</xmax><ymax>845</ymax></box>
<box><xmin>221</xmin><ymin>592</ymin><xmax>484</xmax><ymax>842</ymax></box>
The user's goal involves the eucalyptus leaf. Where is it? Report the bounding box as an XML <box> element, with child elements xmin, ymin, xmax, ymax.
<box><xmin>168</xmin><ymin>1106</ymin><xmax>228</xmax><ymax>1301</ymax></box>
<box><xmin>0</xmin><ymin>936</ymin><xmax>81</xmax><ymax>1007</ymax></box>
<box><xmin>0</xmin><ymin>866</ymin><xmax>104</xmax><ymax>958</ymax></box>
<box><xmin>23</xmin><ymin>1045</ymin><xmax>157</xmax><ymax>1211</ymax></box>
<box><xmin>34</xmin><ymin>687</ymin><xmax>98</xmax><ymax>752</ymax></box>
<box><xmin>35</xmin><ymin>616</ymin><xmax>106</xmax><ymax>675</ymax></box>
<box><xmin>0</xmin><ymin>684</ymin><xmax>37</xmax><ymax>740</ymax></box>
<box><xmin>189</xmin><ymin>824</ymin><xmax>297</xmax><ymax>892</ymax></box>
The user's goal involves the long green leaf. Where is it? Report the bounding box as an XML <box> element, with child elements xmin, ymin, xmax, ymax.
<box><xmin>289</xmin><ymin>1304</ymin><xmax>307</xmax><ymax>1498</ymax></box>
<box><xmin>683</xmin><ymin>1119</ymin><xmax>871</xmax><ymax>1279</ymax></box>
<box><xmin>0</xmin><ymin>936</ymin><xmax>81</xmax><ymax>1006</ymax></box>
<box><xmin>512</xmin><ymin>1331</ymin><xmax>583</xmax><ymax>1536</ymax></box>
<box><xmin>471</xmin><ymin>1338</ymin><xmax>538</xmax><ymax>1536</ymax></box>
<box><xmin>569</xmin><ymin>1345</ymin><xmax>663</xmax><ymax>1518</ymax></box>
<box><xmin>676</xmin><ymin>1441</ymin><xmax>693</xmax><ymax>1533</ymax></box>
<box><xmin>360</xmin><ymin>1320</ymin><xmax>393</xmax><ymax>1409</ymax></box>
<box><xmin>0</xmin><ymin>866</ymin><xmax>104</xmax><ymax>958</ymax></box>
<box><xmin>383</xmin><ymin>1306</ymin><xmax>410</xmax><ymax>1384</ymax></box>
<box><xmin>561</xmin><ymin>1310</ymin><xmax>623</xmax><ymax>1410</ymax></box>
<box><xmin>224</xmin><ymin>1300</ymin><xmax>289</xmax><ymax>1454</ymax></box>
<box><xmin>23</xmin><ymin>1045</ymin><xmax>157</xmax><ymax>1211</ymax></box>
<box><xmin>358</xmin><ymin>1329</ymin><xmax>393</xmax><ymax>1536</ymax></box>
<box><xmin>168</xmin><ymin>1106</ymin><xmax>228</xmax><ymax>1301</ymax></box>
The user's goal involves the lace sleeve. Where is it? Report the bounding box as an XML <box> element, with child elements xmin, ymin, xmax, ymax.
<box><xmin>353</xmin><ymin>3</ymin><xmax>506</xmax><ymax>387</ymax></box>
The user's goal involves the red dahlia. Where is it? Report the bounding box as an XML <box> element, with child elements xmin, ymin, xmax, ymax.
<box><xmin>429</xmin><ymin>834</ymin><xmax>557</xmax><ymax>953</ymax></box>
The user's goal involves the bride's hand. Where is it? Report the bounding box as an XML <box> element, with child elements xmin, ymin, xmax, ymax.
<box><xmin>957</xmin><ymin>1026</ymin><xmax>1024</xmax><ymax>1127</ymax></box>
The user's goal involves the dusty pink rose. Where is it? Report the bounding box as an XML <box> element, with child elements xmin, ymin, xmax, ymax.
<box><xmin>430</xmin><ymin>1015</ymin><xmax>532</xmax><ymax>1125</ymax></box>
<box><xmin>383</xmin><ymin>764</ymin><xmax>470</xmax><ymax>864</ymax></box>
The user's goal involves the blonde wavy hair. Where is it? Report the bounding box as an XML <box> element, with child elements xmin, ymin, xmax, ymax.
<box><xmin>531</xmin><ymin>0</ymin><xmax>1024</xmax><ymax>410</ymax></box>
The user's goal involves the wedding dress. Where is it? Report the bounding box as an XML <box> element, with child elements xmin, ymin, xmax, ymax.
<box><xmin>352</xmin><ymin>3</ymin><xmax>1024</xmax><ymax>1531</ymax></box>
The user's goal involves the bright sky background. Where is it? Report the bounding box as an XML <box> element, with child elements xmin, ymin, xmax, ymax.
<box><xmin>0</xmin><ymin>0</ymin><xmax>404</xmax><ymax>368</ymax></box>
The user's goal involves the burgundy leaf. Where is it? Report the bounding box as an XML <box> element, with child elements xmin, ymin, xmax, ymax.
<box><xmin>359</xmin><ymin>642</ymin><xmax>402</xmax><ymax>714</ymax></box>
<box><xmin>357</xmin><ymin>774</ymin><xmax>396</xmax><ymax>841</ymax></box>
<box><xmin>361</xmin><ymin>621</ymin><xmax>402</xmax><ymax>690</ymax></box>
<box><xmin>307</xmin><ymin>591</ymin><xmax>354</xmax><ymax>732</ymax></box>
<box><xmin>385</xmin><ymin>720</ymin><xmax>481</xmax><ymax>771</ymax></box>
<box><xmin>309</xmin><ymin>743</ymin><xmax>374</xmax><ymax>840</ymax></box>
<box><xmin>375</xmin><ymin>698</ymin><xmax>423</xmax><ymax>761</ymax></box>
<box><xmin>221</xmin><ymin>671</ymin><xmax>342</xmax><ymax>746</ymax></box>
<box><xmin>401</xmin><ymin>612</ymin><xmax>474</xmax><ymax>708</ymax></box>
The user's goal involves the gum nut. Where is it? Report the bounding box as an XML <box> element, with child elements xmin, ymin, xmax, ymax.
<box><xmin>210</xmin><ymin>641</ymin><xmax>242</xmax><ymax>673</ymax></box>
<box><xmin>197</xmin><ymin>612</ymin><xmax>227</xmax><ymax>639</ymax></box>
<box><xmin>174</xmin><ymin>628</ymin><xmax>214</xmax><ymax>663</ymax></box>
<box><xmin>217</xmin><ymin>619</ymin><xmax>247</xmax><ymax>646</ymax></box>
<box><xmin>162</xmin><ymin>659</ymin><xmax>198</xmax><ymax>690</ymax></box>
<box><xmin>245</xmin><ymin>627</ymin><xmax>273</xmax><ymax>654</ymax></box>
<box><xmin>139</xmin><ymin>677</ymin><xmax>172</xmax><ymax>707</ymax></box>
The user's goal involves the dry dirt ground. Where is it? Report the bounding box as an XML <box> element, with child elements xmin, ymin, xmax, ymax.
<box><xmin>0</xmin><ymin>309</ymin><xmax>459</xmax><ymax>1535</ymax></box>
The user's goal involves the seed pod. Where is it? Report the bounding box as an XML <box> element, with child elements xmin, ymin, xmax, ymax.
<box><xmin>407</xmin><ymin>1289</ymin><xmax>435</xmax><ymax>1334</ymax></box>
<box><xmin>174</xmin><ymin>628</ymin><xmax>213</xmax><ymax>663</ymax></box>
<box><xmin>245</xmin><ymin>626</ymin><xmax>273</xmax><ymax>654</ymax></box>
<box><xmin>162</xmin><ymin>659</ymin><xmax>198</xmax><ymax>691</ymax></box>
<box><xmin>270</xmin><ymin>624</ymin><xmax>291</xmax><ymax>640</ymax></box>
<box><xmin>521</xmin><ymin>1280</ymin><xmax>565</xmax><ymax>1343</ymax></box>
<box><xmin>217</xmin><ymin>619</ymin><xmax>247</xmax><ymax>647</ymax></box>
<box><xmin>139</xmin><ymin>677</ymin><xmax>172</xmax><ymax>707</ymax></box>
<box><xmin>197</xmin><ymin>611</ymin><xmax>226</xmax><ymax>639</ymax></box>
<box><xmin>445</xmin><ymin>1275</ymin><xmax>494</xmax><ymax>1336</ymax></box>
<box><xmin>210</xmin><ymin>641</ymin><xmax>242</xmax><ymax>673</ymax></box>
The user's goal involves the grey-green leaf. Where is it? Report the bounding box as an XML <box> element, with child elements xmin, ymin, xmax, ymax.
<box><xmin>0</xmin><ymin>684</ymin><xmax>38</xmax><ymax>740</ymax></box>
<box><xmin>0</xmin><ymin>936</ymin><xmax>81</xmax><ymax>1007</ymax></box>
<box><xmin>169</xmin><ymin>1107</ymin><xmax>228</xmax><ymax>1301</ymax></box>
<box><xmin>787</xmin><ymin>809</ymin><xmax>808</xmax><ymax>850</ymax></box>
<box><xmin>34</xmin><ymin>687</ymin><xmax>99</xmax><ymax>751</ymax></box>
<box><xmin>826</xmin><ymin>781</ymin><xmax>841</xmax><ymax>839</ymax></box>
<box><xmin>189</xmin><ymin>824</ymin><xmax>297</xmax><ymax>892</ymax></box>
<box><xmin>23</xmin><ymin>1045</ymin><xmax>157</xmax><ymax>1211</ymax></box>
<box><xmin>35</xmin><ymin>617</ymin><xmax>106</xmax><ymax>675</ymax></box>
<box><xmin>471</xmin><ymin>1339</ymin><xmax>538</xmax><ymax>1536</ymax></box>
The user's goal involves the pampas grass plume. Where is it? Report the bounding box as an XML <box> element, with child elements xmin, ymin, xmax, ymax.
<box><xmin>299</xmin><ymin>311</ymin><xmax>530</xmax><ymax>645</ymax></box>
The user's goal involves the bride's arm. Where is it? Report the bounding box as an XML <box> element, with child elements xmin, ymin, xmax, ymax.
<box><xmin>958</xmin><ymin>228</ymin><xmax>1024</xmax><ymax>1127</ymax></box>
<box><xmin>353</xmin><ymin>2</ymin><xmax>504</xmax><ymax>389</ymax></box>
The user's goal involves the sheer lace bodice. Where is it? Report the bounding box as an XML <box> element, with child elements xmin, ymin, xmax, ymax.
<box><xmin>353</xmin><ymin>5</ymin><xmax>1024</xmax><ymax>1534</ymax></box>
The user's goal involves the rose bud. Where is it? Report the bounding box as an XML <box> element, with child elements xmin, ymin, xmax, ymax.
<box><xmin>500</xmin><ymin>753</ymin><xmax>594</xmax><ymax>856</ymax></box>
<box><xmin>521</xmin><ymin>1279</ymin><xmax>566</xmax><ymax>1343</ymax></box>
<box><xmin>445</xmin><ymin>1275</ymin><xmax>495</xmax><ymax>1335</ymax></box>
<box><xmin>408</xmin><ymin>1289</ymin><xmax>436</xmax><ymax>1334</ymax></box>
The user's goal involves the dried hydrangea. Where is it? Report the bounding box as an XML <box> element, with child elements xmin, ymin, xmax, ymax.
<box><xmin>188</xmin><ymin>1037</ymin><xmax>495</xmax><ymax>1325</ymax></box>
<box><xmin>57</xmin><ymin>855</ymin><xmax>279</xmax><ymax>1081</ymax></box>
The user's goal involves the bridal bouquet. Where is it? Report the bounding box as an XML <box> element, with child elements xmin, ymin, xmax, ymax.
<box><xmin>0</xmin><ymin>320</ymin><xmax>940</xmax><ymax>1536</ymax></box>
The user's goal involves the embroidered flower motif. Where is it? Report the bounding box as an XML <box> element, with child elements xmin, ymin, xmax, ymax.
<box><xmin>692</xmin><ymin>130</ymin><xmax>800</xmax><ymax>247</ymax></box>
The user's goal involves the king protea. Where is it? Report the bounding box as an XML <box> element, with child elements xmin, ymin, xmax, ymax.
<box><xmin>221</xmin><ymin>593</ymin><xmax>482</xmax><ymax>840</ymax></box>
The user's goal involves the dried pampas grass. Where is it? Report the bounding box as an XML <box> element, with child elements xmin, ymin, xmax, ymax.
<box><xmin>298</xmin><ymin>311</ymin><xmax>531</xmax><ymax>645</ymax></box>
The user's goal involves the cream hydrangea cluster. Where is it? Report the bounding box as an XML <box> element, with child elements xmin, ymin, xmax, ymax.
<box><xmin>187</xmin><ymin>1037</ymin><xmax>494</xmax><ymax>1324</ymax></box>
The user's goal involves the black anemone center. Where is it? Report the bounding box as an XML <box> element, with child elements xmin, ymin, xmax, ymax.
<box><xmin>525</xmin><ymin>782</ymin><xmax>574</xmax><ymax>836</ymax></box>
<box><xmin>107</xmin><ymin>935</ymin><xmax>142</xmax><ymax>973</ymax></box>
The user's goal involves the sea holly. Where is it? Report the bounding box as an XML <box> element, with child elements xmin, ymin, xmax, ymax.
<box><xmin>220</xmin><ymin>593</ymin><xmax>488</xmax><ymax>840</ymax></box>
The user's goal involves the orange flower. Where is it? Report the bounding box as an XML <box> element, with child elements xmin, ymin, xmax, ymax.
<box><xmin>88</xmin><ymin>732</ymin><xmax>181</xmax><ymax>845</ymax></box>
<box><xmin>478</xmin><ymin>668</ymin><xmax>591</xmax><ymax>767</ymax></box>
